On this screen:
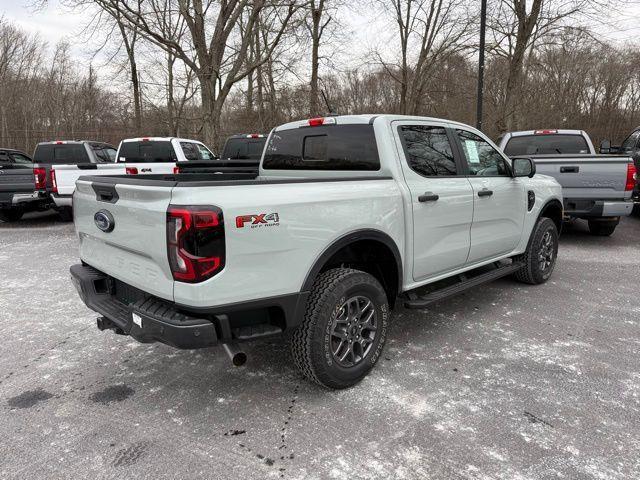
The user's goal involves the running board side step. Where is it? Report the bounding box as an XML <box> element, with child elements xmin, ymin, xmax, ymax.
<box><xmin>403</xmin><ymin>262</ymin><xmax>524</xmax><ymax>309</ymax></box>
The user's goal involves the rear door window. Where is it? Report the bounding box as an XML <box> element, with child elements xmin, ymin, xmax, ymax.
<box><xmin>118</xmin><ymin>141</ymin><xmax>177</xmax><ymax>163</ymax></box>
<box><xmin>620</xmin><ymin>130</ymin><xmax>640</xmax><ymax>153</ymax></box>
<box><xmin>263</xmin><ymin>124</ymin><xmax>380</xmax><ymax>170</ymax></box>
<box><xmin>10</xmin><ymin>153</ymin><xmax>33</xmax><ymax>165</ymax></box>
<box><xmin>504</xmin><ymin>134</ymin><xmax>590</xmax><ymax>155</ymax></box>
<box><xmin>180</xmin><ymin>142</ymin><xmax>215</xmax><ymax>161</ymax></box>
<box><xmin>398</xmin><ymin>125</ymin><xmax>458</xmax><ymax>176</ymax></box>
<box><xmin>90</xmin><ymin>143</ymin><xmax>117</xmax><ymax>162</ymax></box>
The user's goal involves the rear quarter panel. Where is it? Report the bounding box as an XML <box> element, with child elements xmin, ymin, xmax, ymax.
<box><xmin>171</xmin><ymin>178</ymin><xmax>405</xmax><ymax>307</ymax></box>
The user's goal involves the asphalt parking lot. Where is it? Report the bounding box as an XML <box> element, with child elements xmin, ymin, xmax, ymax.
<box><xmin>1</xmin><ymin>212</ymin><xmax>639</xmax><ymax>479</ymax></box>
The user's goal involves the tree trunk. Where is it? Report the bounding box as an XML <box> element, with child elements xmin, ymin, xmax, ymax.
<box><xmin>200</xmin><ymin>74</ymin><xmax>217</xmax><ymax>148</ymax></box>
<box><xmin>167</xmin><ymin>54</ymin><xmax>176</xmax><ymax>135</ymax></box>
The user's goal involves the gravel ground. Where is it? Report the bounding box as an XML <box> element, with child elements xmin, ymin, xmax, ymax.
<box><xmin>1</xmin><ymin>211</ymin><xmax>639</xmax><ymax>479</ymax></box>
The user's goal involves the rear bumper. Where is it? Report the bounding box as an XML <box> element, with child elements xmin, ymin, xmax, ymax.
<box><xmin>1</xmin><ymin>191</ymin><xmax>52</xmax><ymax>210</ymax></box>
<box><xmin>52</xmin><ymin>194</ymin><xmax>73</xmax><ymax>208</ymax></box>
<box><xmin>70</xmin><ymin>264</ymin><xmax>307</xmax><ymax>349</ymax></box>
<box><xmin>564</xmin><ymin>198</ymin><xmax>633</xmax><ymax>218</ymax></box>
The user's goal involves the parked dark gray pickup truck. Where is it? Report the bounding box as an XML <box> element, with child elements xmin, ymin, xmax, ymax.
<box><xmin>0</xmin><ymin>148</ymin><xmax>50</xmax><ymax>222</ymax></box>
<box><xmin>498</xmin><ymin>129</ymin><xmax>636</xmax><ymax>236</ymax></box>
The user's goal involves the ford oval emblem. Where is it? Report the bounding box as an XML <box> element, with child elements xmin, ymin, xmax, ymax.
<box><xmin>94</xmin><ymin>210</ymin><xmax>115</xmax><ymax>232</ymax></box>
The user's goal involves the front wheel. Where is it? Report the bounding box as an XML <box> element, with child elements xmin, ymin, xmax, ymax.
<box><xmin>513</xmin><ymin>217</ymin><xmax>559</xmax><ymax>285</ymax></box>
<box><xmin>291</xmin><ymin>268</ymin><xmax>390</xmax><ymax>389</ymax></box>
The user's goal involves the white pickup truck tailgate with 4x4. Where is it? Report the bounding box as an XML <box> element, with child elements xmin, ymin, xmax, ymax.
<box><xmin>71</xmin><ymin>115</ymin><xmax>563</xmax><ymax>389</ymax></box>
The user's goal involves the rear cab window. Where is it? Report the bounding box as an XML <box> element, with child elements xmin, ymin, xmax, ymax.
<box><xmin>263</xmin><ymin>124</ymin><xmax>380</xmax><ymax>171</ymax></box>
<box><xmin>221</xmin><ymin>137</ymin><xmax>267</xmax><ymax>160</ymax></box>
<box><xmin>118</xmin><ymin>141</ymin><xmax>177</xmax><ymax>163</ymax></box>
<box><xmin>504</xmin><ymin>134</ymin><xmax>590</xmax><ymax>156</ymax></box>
<box><xmin>34</xmin><ymin>143</ymin><xmax>91</xmax><ymax>164</ymax></box>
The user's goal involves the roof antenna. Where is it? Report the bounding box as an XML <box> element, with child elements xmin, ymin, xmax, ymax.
<box><xmin>321</xmin><ymin>89</ymin><xmax>338</xmax><ymax>117</ymax></box>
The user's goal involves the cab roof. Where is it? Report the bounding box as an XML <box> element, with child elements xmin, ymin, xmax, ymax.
<box><xmin>274</xmin><ymin>114</ymin><xmax>474</xmax><ymax>131</ymax></box>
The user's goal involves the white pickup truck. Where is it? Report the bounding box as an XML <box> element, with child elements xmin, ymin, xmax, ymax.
<box><xmin>70</xmin><ymin>115</ymin><xmax>563</xmax><ymax>389</ymax></box>
<box><xmin>497</xmin><ymin>129</ymin><xmax>636</xmax><ymax>236</ymax></box>
<box><xmin>116</xmin><ymin>137</ymin><xmax>216</xmax><ymax>175</ymax></box>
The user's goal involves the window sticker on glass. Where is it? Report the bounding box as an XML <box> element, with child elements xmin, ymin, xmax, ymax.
<box><xmin>464</xmin><ymin>140</ymin><xmax>480</xmax><ymax>164</ymax></box>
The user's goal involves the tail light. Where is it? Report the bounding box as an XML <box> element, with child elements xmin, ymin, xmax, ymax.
<box><xmin>50</xmin><ymin>169</ymin><xmax>58</xmax><ymax>193</ymax></box>
<box><xmin>126</xmin><ymin>167</ymin><xmax>138</xmax><ymax>175</ymax></box>
<box><xmin>625</xmin><ymin>162</ymin><xmax>637</xmax><ymax>191</ymax></box>
<box><xmin>167</xmin><ymin>205</ymin><xmax>225</xmax><ymax>283</ymax></box>
<box><xmin>33</xmin><ymin>167</ymin><xmax>46</xmax><ymax>190</ymax></box>
<box><xmin>173</xmin><ymin>166</ymin><xmax>180</xmax><ymax>174</ymax></box>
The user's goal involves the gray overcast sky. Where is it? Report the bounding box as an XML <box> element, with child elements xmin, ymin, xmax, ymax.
<box><xmin>3</xmin><ymin>0</ymin><xmax>640</xmax><ymax>74</ymax></box>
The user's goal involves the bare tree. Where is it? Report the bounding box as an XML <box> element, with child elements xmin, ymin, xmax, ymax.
<box><xmin>89</xmin><ymin>0</ymin><xmax>302</xmax><ymax>147</ymax></box>
<box><xmin>306</xmin><ymin>0</ymin><xmax>331</xmax><ymax>115</ymax></box>
<box><xmin>487</xmin><ymin>0</ymin><xmax>613</xmax><ymax>132</ymax></box>
<box><xmin>376</xmin><ymin>0</ymin><xmax>473</xmax><ymax>115</ymax></box>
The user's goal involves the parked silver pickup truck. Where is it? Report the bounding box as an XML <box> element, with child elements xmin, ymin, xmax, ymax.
<box><xmin>498</xmin><ymin>129</ymin><xmax>636</xmax><ymax>236</ymax></box>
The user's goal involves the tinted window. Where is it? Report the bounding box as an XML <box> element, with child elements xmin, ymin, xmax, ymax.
<box><xmin>221</xmin><ymin>138</ymin><xmax>266</xmax><ymax>160</ymax></box>
<box><xmin>398</xmin><ymin>125</ymin><xmax>457</xmax><ymax>176</ymax></box>
<box><xmin>620</xmin><ymin>130</ymin><xmax>640</xmax><ymax>153</ymax></box>
<box><xmin>33</xmin><ymin>144</ymin><xmax>90</xmax><ymax>164</ymax></box>
<box><xmin>180</xmin><ymin>142</ymin><xmax>215</xmax><ymax>161</ymax></box>
<box><xmin>504</xmin><ymin>134</ymin><xmax>590</xmax><ymax>155</ymax></box>
<box><xmin>90</xmin><ymin>143</ymin><xmax>116</xmax><ymax>162</ymax></box>
<box><xmin>181</xmin><ymin>142</ymin><xmax>199</xmax><ymax>160</ymax></box>
<box><xmin>263</xmin><ymin>125</ymin><xmax>380</xmax><ymax>171</ymax></box>
<box><xmin>457</xmin><ymin>130</ymin><xmax>510</xmax><ymax>177</ymax></box>
<box><xmin>10</xmin><ymin>153</ymin><xmax>32</xmax><ymax>165</ymax></box>
<box><xmin>118</xmin><ymin>141</ymin><xmax>177</xmax><ymax>163</ymax></box>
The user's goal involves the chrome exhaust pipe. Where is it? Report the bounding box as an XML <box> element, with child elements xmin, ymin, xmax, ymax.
<box><xmin>223</xmin><ymin>343</ymin><xmax>247</xmax><ymax>367</ymax></box>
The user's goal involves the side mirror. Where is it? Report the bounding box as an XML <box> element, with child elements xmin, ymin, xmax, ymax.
<box><xmin>600</xmin><ymin>139</ymin><xmax>611</xmax><ymax>154</ymax></box>
<box><xmin>512</xmin><ymin>157</ymin><xmax>536</xmax><ymax>178</ymax></box>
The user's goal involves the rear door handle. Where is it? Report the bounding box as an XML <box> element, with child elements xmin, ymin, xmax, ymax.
<box><xmin>477</xmin><ymin>189</ymin><xmax>493</xmax><ymax>197</ymax></box>
<box><xmin>418</xmin><ymin>192</ymin><xmax>439</xmax><ymax>202</ymax></box>
<box><xmin>560</xmin><ymin>166</ymin><xmax>579</xmax><ymax>173</ymax></box>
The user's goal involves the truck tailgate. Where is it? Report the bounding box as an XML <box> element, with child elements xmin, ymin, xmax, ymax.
<box><xmin>55</xmin><ymin>164</ymin><xmax>125</xmax><ymax>195</ymax></box>
<box><xmin>74</xmin><ymin>178</ymin><xmax>174</xmax><ymax>301</ymax></box>
<box><xmin>0</xmin><ymin>166</ymin><xmax>34</xmax><ymax>201</ymax></box>
<box><xmin>532</xmin><ymin>155</ymin><xmax>632</xmax><ymax>200</ymax></box>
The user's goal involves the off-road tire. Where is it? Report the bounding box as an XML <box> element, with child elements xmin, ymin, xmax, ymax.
<box><xmin>513</xmin><ymin>217</ymin><xmax>558</xmax><ymax>285</ymax></box>
<box><xmin>0</xmin><ymin>208</ymin><xmax>24</xmax><ymax>222</ymax></box>
<box><xmin>291</xmin><ymin>268</ymin><xmax>389</xmax><ymax>389</ymax></box>
<box><xmin>588</xmin><ymin>219</ymin><xmax>617</xmax><ymax>236</ymax></box>
<box><xmin>58</xmin><ymin>207</ymin><xmax>73</xmax><ymax>222</ymax></box>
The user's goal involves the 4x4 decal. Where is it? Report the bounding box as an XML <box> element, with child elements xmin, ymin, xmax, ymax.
<box><xmin>236</xmin><ymin>213</ymin><xmax>280</xmax><ymax>228</ymax></box>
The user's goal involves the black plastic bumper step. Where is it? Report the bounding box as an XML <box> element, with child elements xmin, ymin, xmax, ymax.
<box><xmin>232</xmin><ymin>324</ymin><xmax>283</xmax><ymax>341</ymax></box>
<box><xmin>404</xmin><ymin>261</ymin><xmax>524</xmax><ymax>309</ymax></box>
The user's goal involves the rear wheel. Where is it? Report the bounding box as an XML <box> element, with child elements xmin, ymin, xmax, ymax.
<box><xmin>291</xmin><ymin>268</ymin><xmax>389</xmax><ymax>389</ymax></box>
<box><xmin>588</xmin><ymin>219</ymin><xmax>617</xmax><ymax>236</ymax></box>
<box><xmin>513</xmin><ymin>217</ymin><xmax>558</xmax><ymax>285</ymax></box>
<box><xmin>58</xmin><ymin>207</ymin><xmax>73</xmax><ymax>222</ymax></box>
<box><xmin>0</xmin><ymin>208</ymin><xmax>24</xmax><ymax>222</ymax></box>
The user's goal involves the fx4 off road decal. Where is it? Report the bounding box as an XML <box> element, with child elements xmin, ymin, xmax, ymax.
<box><xmin>235</xmin><ymin>213</ymin><xmax>280</xmax><ymax>229</ymax></box>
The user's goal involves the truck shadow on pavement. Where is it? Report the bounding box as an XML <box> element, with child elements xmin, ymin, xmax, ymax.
<box><xmin>0</xmin><ymin>209</ymin><xmax>66</xmax><ymax>228</ymax></box>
